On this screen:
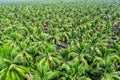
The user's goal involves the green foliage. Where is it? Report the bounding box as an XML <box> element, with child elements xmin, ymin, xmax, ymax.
<box><xmin>0</xmin><ymin>1</ymin><xmax>120</xmax><ymax>80</ymax></box>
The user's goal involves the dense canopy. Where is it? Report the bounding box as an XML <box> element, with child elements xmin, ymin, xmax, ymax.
<box><xmin>0</xmin><ymin>0</ymin><xmax>120</xmax><ymax>80</ymax></box>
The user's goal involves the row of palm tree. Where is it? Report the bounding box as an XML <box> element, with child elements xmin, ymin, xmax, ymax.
<box><xmin>0</xmin><ymin>1</ymin><xmax>120</xmax><ymax>80</ymax></box>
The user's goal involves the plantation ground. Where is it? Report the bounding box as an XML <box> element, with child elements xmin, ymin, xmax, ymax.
<box><xmin>0</xmin><ymin>1</ymin><xmax>120</xmax><ymax>80</ymax></box>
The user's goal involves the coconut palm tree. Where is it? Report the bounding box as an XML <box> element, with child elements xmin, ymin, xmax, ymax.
<box><xmin>47</xmin><ymin>28</ymin><xmax>60</xmax><ymax>44</ymax></box>
<box><xmin>36</xmin><ymin>43</ymin><xmax>62</xmax><ymax>69</ymax></box>
<box><xmin>91</xmin><ymin>52</ymin><xmax>120</xmax><ymax>80</ymax></box>
<box><xmin>32</xmin><ymin>63</ymin><xmax>59</xmax><ymax>80</ymax></box>
<box><xmin>0</xmin><ymin>44</ymin><xmax>28</xmax><ymax>80</ymax></box>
